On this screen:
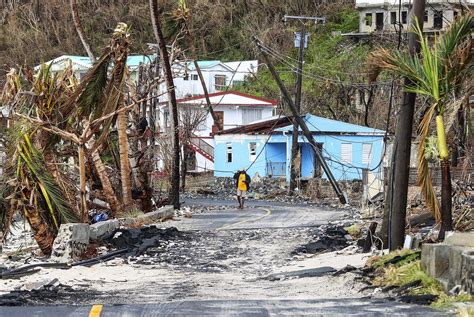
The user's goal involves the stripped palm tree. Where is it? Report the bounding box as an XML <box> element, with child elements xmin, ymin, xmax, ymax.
<box><xmin>65</xmin><ymin>22</ymin><xmax>133</xmax><ymax>215</ymax></box>
<box><xmin>0</xmin><ymin>63</ymin><xmax>80</xmax><ymax>255</ymax></box>
<box><xmin>368</xmin><ymin>15</ymin><xmax>473</xmax><ymax>239</ymax></box>
<box><xmin>0</xmin><ymin>23</ymin><xmax>134</xmax><ymax>254</ymax></box>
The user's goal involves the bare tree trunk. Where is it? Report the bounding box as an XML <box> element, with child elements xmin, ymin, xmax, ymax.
<box><xmin>437</xmin><ymin>114</ymin><xmax>453</xmax><ymax>239</ymax></box>
<box><xmin>150</xmin><ymin>0</ymin><xmax>180</xmax><ymax>209</ymax></box>
<box><xmin>89</xmin><ymin>147</ymin><xmax>121</xmax><ymax>216</ymax></box>
<box><xmin>78</xmin><ymin>144</ymin><xmax>87</xmax><ymax>222</ymax></box>
<box><xmin>117</xmin><ymin>109</ymin><xmax>133</xmax><ymax>211</ymax></box>
<box><xmin>70</xmin><ymin>0</ymin><xmax>95</xmax><ymax>62</ymax></box>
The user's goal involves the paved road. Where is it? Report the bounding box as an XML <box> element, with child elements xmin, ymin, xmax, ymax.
<box><xmin>0</xmin><ymin>299</ymin><xmax>450</xmax><ymax>316</ymax></box>
<box><xmin>178</xmin><ymin>198</ymin><xmax>346</xmax><ymax>231</ymax></box>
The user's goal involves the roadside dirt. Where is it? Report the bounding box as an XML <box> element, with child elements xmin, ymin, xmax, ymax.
<box><xmin>1</xmin><ymin>227</ymin><xmax>371</xmax><ymax>305</ymax></box>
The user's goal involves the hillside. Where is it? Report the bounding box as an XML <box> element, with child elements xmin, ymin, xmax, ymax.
<box><xmin>0</xmin><ymin>0</ymin><xmax>399</xmax><ymax>128</ymax></box>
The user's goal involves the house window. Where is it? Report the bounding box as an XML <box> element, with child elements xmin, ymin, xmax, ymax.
<box><xmin>249</xmin><ymin>142</ymin><xmax>257</xmax><ymax>162</ymax></box>
<box><xmin>434</xmin><ymin>11</ymin><xmax>443</xmax><ymax>29</ymax></box>
<box><xmin>191</xmin><ymin>74</ymin><xmax>199</xmax><ymax>81</ymax></box>
<box><xmin>79</xmin><ymin>72</ymin><xmax>87</xmax><ymax>81</ymax></box>
<box><xmin>375</xmin><ymin>12</ymin><xmax>384</xmax><ymax>30</ymax></box>
<box><xmin>215</xmin><ymin>111</ymin><xmax>224</xmax><ymax>129</ymax></box>
<box><xmin>401</xmin><ymin>11</ymin><xmax>408</xmax><ymax>24</ymax></box>
<box><xmin>183</xmin><ymin>73</ymin><xmax>189</xmax><ymax>81</ymax></box>
<box><xmin>163</xmin><ymin>110</ymin><xmax>170</xmax><ymax>130</ymax></box>
<box><xmin>424</xmin><ymin>10</ymin><xmax>428</xmax><ymax>22</ymax></box>
<box><xmin>214</xmin><ymin>75</ymin><xmax>227</xmax><ymax>91</ymax></box>
<box><xmin>242</xmin><ymin>109</ymin><xmax>263</xmax><ymax>124</ymax></box>
<box><xmin>362</xmin><ymin>143</ymin><xmax>373</xmax><ymax>164</ymax></box>
<box><xmin>365</xmin><ymin>13</ymin><xmax>373</xmax><ymax>26</ymax></box>
<box><xmin>226</xmin><ymin>143</ymin><xmax>233</xmax><ymax>163</ymax></box>
<box><xmin>341</xmin><ymin>143</ymin><xmax>352</xmax><ymax>164</ymax></box>
<box><xmin>390</xmin><ymin>12</ymin><xmax>397</xmax><ymax>24</ymax></box>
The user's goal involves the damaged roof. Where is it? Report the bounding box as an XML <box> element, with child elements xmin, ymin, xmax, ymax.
<box><xmin>214</xmin><ymin>115</ymin><xmax>293</xmax><ymax>135</ymax></box>
<box><xmin>216</xmin><ymin>114</ymin><xmax>385</xmax><ymax>135</ymax></box>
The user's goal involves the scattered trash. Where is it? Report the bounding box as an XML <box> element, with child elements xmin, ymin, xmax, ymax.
<box><xmin>92</xmin><ymin>212</ymin><xmax>109</xmax><ymax>224</ymax></box>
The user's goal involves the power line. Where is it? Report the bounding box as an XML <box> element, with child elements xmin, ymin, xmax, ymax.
<box><xmin>259</xmin><ymin>43</ymin><xmax>394</xmax><ymax>87</ymax></box>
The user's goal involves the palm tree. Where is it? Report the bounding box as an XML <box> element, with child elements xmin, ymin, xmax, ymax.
<box><xmin>368</xmin><ymin>15</ymin><xmax>473</xmax><ymax>239</ymax></box>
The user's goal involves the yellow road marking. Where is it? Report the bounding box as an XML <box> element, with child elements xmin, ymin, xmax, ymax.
<box><xmin>217</xmin><ymin>207</ymin><xmax>271</xmax><ymax>231</ymax></box>
<box><xmin>89</xmin><ymin>304</ymin><xmax>103</xmax><ymax>317</ymax></box>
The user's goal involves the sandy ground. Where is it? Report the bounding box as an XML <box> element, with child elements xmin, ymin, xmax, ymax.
<box><xmin>0</xmin><ymin>213</ymin><xmax>373</xmax><ymax>304</ymax></box>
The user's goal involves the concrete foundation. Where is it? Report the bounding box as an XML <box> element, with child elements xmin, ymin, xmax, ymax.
<box><xmin>421</xmin><ymin>232</ymin><xmax>474</xmax><ymax>294</ymax></box>
<box><xmin>51</xmin><ymin>224</ymin><xmax>90</xmax><ymax>262</ymax></box>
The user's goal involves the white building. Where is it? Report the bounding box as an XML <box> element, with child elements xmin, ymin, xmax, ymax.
<box><xmin>164</xmin><ymin>60</ymin><xmax>259</xmax><ymax>99</ymax></box>
<box><xmin>158</xmin><ymin>91</ymin><xmax>277</xmax><ymax>172</ymax></box>
<box><xmin>36</xmin><ymin>56</ymin><xmax>259</xmax><ymax>99</ymax></box>
<box><xmin>355</xmin><ymin>0</ymin><xmax>474</xmax><ymax>34</ymax></box>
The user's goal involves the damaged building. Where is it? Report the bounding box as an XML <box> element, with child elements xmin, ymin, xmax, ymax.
<box><xmin>354</xmin><ymin>0</ymin><xmax>473</xmax><ymax>35</ymax></box>
<box><xmin>213</xmin><ymin>114</ymin><xmax>386</xmax><ymax>199</ymax></box>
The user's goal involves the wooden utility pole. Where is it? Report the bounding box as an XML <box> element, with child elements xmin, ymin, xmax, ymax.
<box><xmin>389</xmin><ymin>0</ymin><xmax>425</xmax><ymax>250</ymax></box>
<box><xmin>254</xmin><ymin>37</ymin><xmax>346</xmax><ymax>204</ymax></box>
<box><xmin>289</xmin><ymin>24</ymin><xmax>306</xmax><ymax>195</ymax></box>
<box><xmin>149</xmin><ymin>0</ymin><xmax>180</xmax><ymax>209</ymax></box>
<box><xmin>284</xmin><ymin>15</ymin><xmax>325</xmax><ymax>195</ymax></box>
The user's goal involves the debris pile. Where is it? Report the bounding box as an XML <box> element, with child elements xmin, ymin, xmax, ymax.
<box><xmin>291</xmin><ymin>225</ymin><xmax>352</xmax><ymax>255</ymax></box>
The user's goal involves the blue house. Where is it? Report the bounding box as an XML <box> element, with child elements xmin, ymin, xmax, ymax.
<box><xmin>213</xmin><ymin>114</ymin><xmax>385</xmax><ymax>182</ymax></box>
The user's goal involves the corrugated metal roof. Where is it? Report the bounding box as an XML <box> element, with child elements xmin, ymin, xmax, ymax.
<box><xmin>215</xmin><ymin>116</ymin><xmax>292</xmax><ymax>135</ymax></box>
<box><xmin>275</xmin><ymin>114</ymin><xmax>385</xmax><ymax>134</ymax></box>
<box><xmin>217</xmin><ymin>114</ymin><xmax>385</xmax><ymax>135</ymax></box>
<box><xmin>187</xmin><ymin>61</ymin><xmax>221</xmax><ymax>70</ymax></box>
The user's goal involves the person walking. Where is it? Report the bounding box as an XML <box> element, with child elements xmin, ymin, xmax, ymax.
<box><xmin>233</xmin><ymin>169</ymin><xmax>251</xmax><ymax>209</ymax></box>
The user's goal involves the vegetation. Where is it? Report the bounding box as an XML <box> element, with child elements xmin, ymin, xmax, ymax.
<box><xmin>0</xmin><ymin>22</ymin><xmax>146</xmax><ymax>254</ymax></box>
<box><xmin>368</xmin><ymin>252</ymin><xmax>473</xmax><ymax>310</ymax></box>
<box><xmin>368</xmin><ymin>15</ymin><xmax>474</xmax><ymax>237</ymax></box>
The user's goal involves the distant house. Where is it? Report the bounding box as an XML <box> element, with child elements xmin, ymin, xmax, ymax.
<box><xmin>34</xmin><ymin>55</ymin><xmax>156</xmax><ymax>83</ymax></box>
<box><xmin>158</xmin><ymin>91</ymin><xmax>277</xmax><ymax>172</ymax></box>
<box><xmin>213</xmin><ymin>114</ymin><xmax>385</xmax><ymax>184</ymax></box>
<box><xmin>36</xmin><ymin>56</ymin><xmax>258</xmax><ymax>99</ymax></box>
<box><xmin>353</xmin><ymin>0</ymin><xmax>473</xmax><ymax>35</ymax></box>
<box><xmin>162</xmin><ymin>60</ymin><xmax>259</xmax><ymax>99</ymax></box>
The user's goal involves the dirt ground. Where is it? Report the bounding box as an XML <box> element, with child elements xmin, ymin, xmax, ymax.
<box><xmin>0</xmin><ymin>202</ymin><xmax>374</xmax><ymax>305</ymax></box>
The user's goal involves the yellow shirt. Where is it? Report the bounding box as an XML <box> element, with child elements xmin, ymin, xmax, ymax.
<box><xmin>238</xmin><ymin>173</ymin><xmax>247</xmax><ymax>191</ymax></box>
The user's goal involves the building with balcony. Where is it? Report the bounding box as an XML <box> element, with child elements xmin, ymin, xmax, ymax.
<box><xmin>355</xmin><ymin>0</ymin><xmax>473</xmax><ymax>34</ymax></box>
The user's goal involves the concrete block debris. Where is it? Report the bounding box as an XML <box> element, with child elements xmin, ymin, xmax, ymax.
<box><xmin>51</xmin><ymin>224</ymin><xmax>90</xmax><ymax>262</ymax></box>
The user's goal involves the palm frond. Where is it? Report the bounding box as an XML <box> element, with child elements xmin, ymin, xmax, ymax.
<box><xmin>17</xmin><ymin>134</ymin><xmax>79</xmax><ymax>226</ymax></box>
<box><xmin>417</xmin><ymin>104</ymin><xmax>441</xmax><ymax>222</ymax></box>
<box><xmin>63</xmin><ymin>50</ymin><xmax>112</xmax><ymax>120</ymax></box>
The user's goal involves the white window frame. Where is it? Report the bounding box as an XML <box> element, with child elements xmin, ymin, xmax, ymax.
<box><xmin>362</xmin><ymin>143</ymin><xmax>373</xmax><ymax>165</ymax></box>
<box><xmin>226</xmin><ymin>143</ymin><xmax>233</xmax><ymax>163</ymax></box>
<box><xmin>214</xmin><ymin>75</ymin><xmax>227</xmax><ymax>91</ymax></box>
<box><xmin>341</xmin><ymin>143</ymin><xmax>352</xmax><ymax>164</ymax></box>
<box><xmin>249</xmin><ymin>142</ymin><xmax>257</xmax><ymax>162</ymax></box>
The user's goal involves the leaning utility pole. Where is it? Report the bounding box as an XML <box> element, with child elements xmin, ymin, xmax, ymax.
<box><xmin>254</xmin><ymin>36</ymin><xmax>346</xmax><ymax>204</ymax></box>
<box><xmin>289</xmin><ymin>24</ymin><xmax>305</xmax><ymax>194</ymax></box>
<box><xmin>149</xmin><ymin>0</ymin><xmax>180</xmax><ymax>209</ymax></box>
<box><xmin>285</xmin><ymin>15</ymin><xmax>325</xmax><ymax>195</ymax></box>
<box><xmin>389</xmin><ymin>0</ymin><xmax>425</xmax><ymax>250</ymax></box>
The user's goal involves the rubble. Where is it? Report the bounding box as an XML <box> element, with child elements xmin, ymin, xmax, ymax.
<box><xmin>291</xmin><ymin>225</ymin><xmax>352</xmax><ymax>255</ymax></box>
<box><xmin>51</xmin><ymin>224</ymin><xmax>90</xmax><ymax>263</ymax></box>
